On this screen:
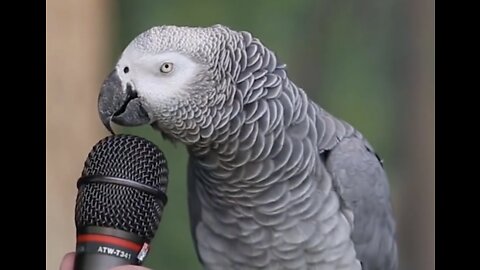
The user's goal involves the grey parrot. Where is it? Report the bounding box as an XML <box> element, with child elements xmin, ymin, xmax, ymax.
<box><xmin>98</xmin><ymin>25</ymin><xmax>398</xmax><ymax>270</ymax></box>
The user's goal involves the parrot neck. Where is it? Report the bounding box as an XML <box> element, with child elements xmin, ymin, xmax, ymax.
<box><xmin>185</xmin><ymin>66</ymin><xmax>357</xmax><ymax>197</ymax></box>
<box><xmin>186</xmin><ymin>78</ymin><xmax>309</xmax><ymax>194</ymax></box>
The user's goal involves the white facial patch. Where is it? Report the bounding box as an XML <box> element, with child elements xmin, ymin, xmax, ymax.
<box><xmin>116</xmin><ymin>44</ymin><xmax>203</xmax><ymax>108</ymax></box>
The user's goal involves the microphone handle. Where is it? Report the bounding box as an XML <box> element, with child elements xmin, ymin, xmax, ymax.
<box><xmin>74</xmin><ymin>252</ymin><xmax>134</xmax><ymax>270</ymax></box>
<box><xmin>74</xmin><ymin>226</ymin><xmax>150</xmax><ymax>270</ymax></box>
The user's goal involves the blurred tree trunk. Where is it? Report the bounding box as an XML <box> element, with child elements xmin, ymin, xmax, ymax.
<box><xmin>399</xmin><ymin>0</ymin><xmax>435</xmax><ymax>269</ymax></box>
<box><xmin>46</xmin><ymin>1</ymin><xmax>113</xmax><ymax>269</ymax></box>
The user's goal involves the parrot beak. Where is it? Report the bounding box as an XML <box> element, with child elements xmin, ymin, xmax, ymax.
<box><xmin>98</xmin><ymin>70</ymin><xmax>151</xmax><ymax>134</ymax></box>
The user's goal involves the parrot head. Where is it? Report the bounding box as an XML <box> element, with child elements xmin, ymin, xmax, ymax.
<box><xmin>98</xmin><ymin>25</ymin><xmax>242</xmax><ymax>145</ymax></box>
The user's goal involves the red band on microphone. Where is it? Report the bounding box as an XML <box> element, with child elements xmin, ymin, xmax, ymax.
<box><xmin>77</xmin><ymin>234</ymin><xmax>142</xmax><ymax>252</ymax></box>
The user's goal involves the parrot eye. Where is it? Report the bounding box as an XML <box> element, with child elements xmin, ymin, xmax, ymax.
<box><xmin>123</xmin><ymin>66</ymin><xmax>129</xmax><ymax>74</ymax></box>
<box><xmin>160</xmin><ymin>62</ymin><xmax>174</xmax><ymax>73</ymax></box>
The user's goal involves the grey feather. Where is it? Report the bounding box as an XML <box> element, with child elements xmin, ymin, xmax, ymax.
<box><xmin>114</xmin><ymin>25</ymin><xmax>397</xmax><ymax>270</ymax></box>
<box><xmin>325</xmin><ymin>137</ymin><xmax>398</xmax><ymax>270</ymax></box>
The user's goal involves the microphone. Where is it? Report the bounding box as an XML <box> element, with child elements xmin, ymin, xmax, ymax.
<box><xmin>73</xmin><ymin>134</ymin><xmax>169</xmax><ymax>270</ymax></box>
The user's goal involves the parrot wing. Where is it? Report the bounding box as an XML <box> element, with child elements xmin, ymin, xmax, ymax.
<box><xmin>324</xmin><ymin>135</ymin><xmax>398</xmax><ymax>270</ymax></box>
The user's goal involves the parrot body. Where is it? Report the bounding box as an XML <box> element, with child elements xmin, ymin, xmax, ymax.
<box><xmin>99</xmin><ymin>25</ymin><xmax>398</xmax><ymax>270</ymax></box>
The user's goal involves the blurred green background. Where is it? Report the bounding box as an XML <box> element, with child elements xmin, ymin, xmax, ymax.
<box><xmin>47</xmin><ymin>0</ymin><xmax>433</xmax><ymax>270</ymax></box>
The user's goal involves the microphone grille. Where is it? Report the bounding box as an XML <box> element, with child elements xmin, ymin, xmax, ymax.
<box><xmin>75</xmin><ymin>134</ymin><xmax>168</xmax><ymax>242</ymax></box>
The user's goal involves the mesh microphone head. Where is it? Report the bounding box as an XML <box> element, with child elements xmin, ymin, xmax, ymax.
<box><xmin>75</xmin><ymin>134</ymin><xmax>168</xmax><ymax>242</ymax></box>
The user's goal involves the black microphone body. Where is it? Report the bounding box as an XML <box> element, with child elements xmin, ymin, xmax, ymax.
<box><xmin>74</xmin><ymin>135</ymin><xmax>169</xmax><ymax>270</ymax></box>
<box><xmin>74</xmin><ymin>227</ymin><xmax>148</xmax><ymax>269</ymax></box>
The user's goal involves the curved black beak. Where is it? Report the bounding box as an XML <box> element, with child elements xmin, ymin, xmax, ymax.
<box><xmin>98</xmin><ymin>70</ymin><xmax>151</xmax><ymax>134</ymax></box>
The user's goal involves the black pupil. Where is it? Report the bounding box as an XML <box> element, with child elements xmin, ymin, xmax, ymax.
<box><xmin>123</xmin><ymin>66</ymin><xmax>129</xmax><ymax>73</ymax></box>
<box><xmin>164</xmin><ymin>64</ymin><xmax>169</xmax><ymax>69</ymax></box>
